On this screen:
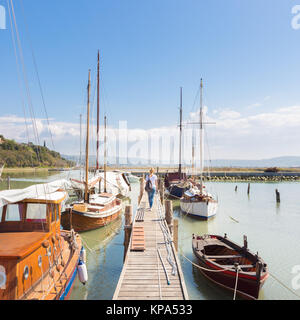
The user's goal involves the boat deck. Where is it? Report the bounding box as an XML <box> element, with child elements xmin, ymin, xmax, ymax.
<box><xmin>113</xmin><ymin>193</ymin><xmax>188</xmax><ymax>300</ymax></box>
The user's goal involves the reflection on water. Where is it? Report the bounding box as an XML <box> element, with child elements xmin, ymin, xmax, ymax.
<box><xmin>1</xmin><ymin>172</ymin><xmax>299</xmax><ymax>300</ymax></box>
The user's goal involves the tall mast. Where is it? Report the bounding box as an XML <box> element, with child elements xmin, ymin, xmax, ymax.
<box><xmin>80</xmin><ymin>113</ymin><xmax>82</xmax><ymax>181</ymax></box>
<box><xmin>192</xmin><ymin>127</ymin><xmax>195</xmax><ymax>178</ymax></box>
<box><xmin>104</xmin><ymin>115</ymin><xmax>107</xmax><ymax>193</ymax></box>
<box><xmin>96</xmin><ymin>51</ymin><xmax>100</xmax><ymax>171</ymax></box>
<box><xmin>179</xmin><ymin>87</ymin><xmax>183</xmax><ymax>177</ymax></box>
<box><xmin>84</xmin><ymin>70</ymin><xmax>91</xmax><ymax>202</ymax></box>
<box><xmin>199</xmin><ymin>78</ymin><xmax>204</xmax><ymax>194</ymax></box>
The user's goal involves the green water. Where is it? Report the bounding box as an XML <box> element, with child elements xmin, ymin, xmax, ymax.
<box><xmin>1</xmin><ymin>171</ymin><xmax>300</xmax><ymax>300</ymax></box>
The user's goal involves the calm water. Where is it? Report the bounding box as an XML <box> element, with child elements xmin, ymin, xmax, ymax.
<box><xmin>1</xmin><ymin>171</ymin><xmax>300</xmax><ymax>300</ymax></box>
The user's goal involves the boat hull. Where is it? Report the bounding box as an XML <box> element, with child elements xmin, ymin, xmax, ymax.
<box><xmin>167</xmin><ymin>184</ymin><xmax>188</xmax><ymax>199</ymax></box>
<box><xmin>180</xmin><ymin>198</ymin><xmax>218</xmax><ymax>219</ymax></box>
<box><xmin>192</xmin><ymin>235</ymin><xmax>268</xmax><ymax>300</ymax></box>
<box><xmin>62</xmin><ymin>205</ymin><xmax>122</xmax><ymax>233</ymax></box>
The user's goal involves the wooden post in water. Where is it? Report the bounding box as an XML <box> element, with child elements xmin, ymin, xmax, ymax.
<box><xmin>173</xmin><ymin>219</ymin><xmax>178</xmax><ymax>252</ymax></box>
<box><xmin>7</xmin><ymin>176</ymin><xmax>10</xmax><ymax>190</ymax></box>
<box><xmin>123</xmin><ymin>205</ymin><xmax>133</xmax><ymax>262</ymax></box>
<box><xmin>247</xmin><ymin>183</ymin><xmax>250</xmax><ymax>195</ymax></box>
<box><xmin>235</xmin><ymin>186</ymin><xmax>238</xmax><ymax>192</ymax></box>
<box><xmin>158</xmin><ymin>178</ymin><xmax>165</xmax><ymax>204</ymax></box>
<box><xmin>138</xmin><ymin>176</ymin><xmax>145</xmax><ymax>205</ymax></box>
<box><xmin>165</xmin><ymin>200</ymin><xmax>173</xmax><ymax>236</ymax></box>
<box><xmin>275</xmin><ymin>189</ymin><xmax>280</xmax><ymax>203</ymax></box>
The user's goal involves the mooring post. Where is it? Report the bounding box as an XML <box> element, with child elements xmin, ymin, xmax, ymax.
<box><xmin>235</xmin><ymin>186</ymin><xmax>238</xmax><ymax>192</ymax></box>
<box><xmin>173</xmin><ymin>219</ymin><xmax>178</xmax><ymax>252</ymax></box>
<box><xmin>158</xmin><ymin>178</ymin><xmax>165</xmax><ymax>204</ymax></box>
<box><xmin>247</xmin><ymin>183</ymin><xmax>250</xmax><ymax>195</ymax></box>
<box><xmin>138</xmin><ymin>176</ymin><xmax>145</xmax><ymax>205</ymax></box>
<box><xmin>123</xmin><ymin>205</ymin><xmax>133</xmax><ymax>262</ymax></box>
<box><xmin>7</xmin><ymin>176</ymin><xmax>10</xmax><ymax>190</ymax></box>
<box><xmin>165</xmin><ymin>200</ymin><xmax>173</xmax><ymax>236</ymax></box>
<box><xmin>275</xmin><ymin>189</ymin><xmax>280</xmax><ymax>203</ymax></box>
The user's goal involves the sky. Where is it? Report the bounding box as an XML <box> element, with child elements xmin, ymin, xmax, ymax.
<box><xmin>1</xmin><ymin>0</ymin><xmax>300</xmax><ymax>164</ymax></box>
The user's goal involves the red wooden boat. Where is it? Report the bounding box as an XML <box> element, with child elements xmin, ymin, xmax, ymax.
<box><xmin>192</xmin><ymin>234</ymin><xmax>269</xmax><ymax>300</ymax></box>
<box><xmin>0</xmin><ymin>186</ymin><xmax>84</xmax><ymax>300</ymax></box>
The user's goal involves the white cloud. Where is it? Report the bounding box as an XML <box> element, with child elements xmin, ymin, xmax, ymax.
<box><xmin>247</xmin><ymin>96</ymin><xmax>271</xmax><ymax>109</ymax></box>
<box><xmin>1</xmin><ymin>105</ymin><xmax>300</xmax><ymax>163</ymax></box>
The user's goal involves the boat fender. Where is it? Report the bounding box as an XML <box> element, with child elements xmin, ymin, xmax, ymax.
<box><xmin>80</xmin><ymin>247</ymin><xmax>87</xmax><ymax>264</ymax></box>
<box><xmin>78</xmin><ymin>260</ymin><xmax>88</xmax><ymax>285</ymax></box>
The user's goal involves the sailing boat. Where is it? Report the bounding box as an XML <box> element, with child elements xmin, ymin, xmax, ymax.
<box><xmin>165</xmin><ymin>87</ymin><xmax>189</xmax><ymax>198</ymax></box>
<box><xmin>61</xmin><ymin>58</ymin><xmax>122</xmax><ymax>232</ymax></box>
<box><xmin>180</xmin><ymin>79</ymin><xmax>218</xmax><ymax>219</ymax></box>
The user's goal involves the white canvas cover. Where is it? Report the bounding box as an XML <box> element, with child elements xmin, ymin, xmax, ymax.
<box><xmin>70</xmin><ymin>172</ymin><xmax>130</xmax><ymax>197</ymax></box>
<box><xmin>95</xmin><ymin>171</ymin><xmax>130</xmax><ymax>197</ymax></box>
<box><xmin>0</xmin><ymin>179</ymin><xmax>71</xmax><ymax>208</ymax></box>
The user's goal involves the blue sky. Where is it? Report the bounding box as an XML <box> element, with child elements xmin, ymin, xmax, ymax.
<box><xmin>1</xmin><ymin>0</ymin><xmax>300</xmax><ymax>160</ymax></box>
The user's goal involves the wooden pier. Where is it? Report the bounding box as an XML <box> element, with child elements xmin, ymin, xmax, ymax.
<box><xmin>113</xmin><ymin>192</ymin><xmax>189</xmax><ymax>300</ymax></box>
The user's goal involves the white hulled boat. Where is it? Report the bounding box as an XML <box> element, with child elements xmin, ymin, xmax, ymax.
<box><xmin>180</xmin><ymin>79</ymin><xmax>218</xmax><ymax>219</ymax></box>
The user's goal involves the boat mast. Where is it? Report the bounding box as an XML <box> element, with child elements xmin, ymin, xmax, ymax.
<box><xmin>84</xmin><ymin>70</ymin><xmax>91</xmax><ymax>203</ymax></box>
<box><xmin>104</xmin><ymin>115</ymin><xmax>107</xmax><ymax>193</ymax></box>
<box><xmin>80</xmin><ymin>113</ymin><xmax>82</xmax><ymax>181</ymax></box>
<box><xmin>179</xmin><ymin>87</ymin><xmax>183</xmax><ymax>178</ymax></box>
<box><xmin>199</xmin><ymin>78</ymin><xmax>204</xmax><ymax>194</ymax></box>
<box><xmin>96</xmin><ymin>50</ymin><xmax>100</xmax><ymax>171</ymax></box>
<box><xmin>192</xmin><ymin>127</ymin><xmax>195</xmax><ymax>178</ymax></box>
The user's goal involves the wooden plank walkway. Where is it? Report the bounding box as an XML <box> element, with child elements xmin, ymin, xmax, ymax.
<box><xmin>113</xmin><ymin>193</ymin><xmax>189</xmax><ymax>300</ymax></box>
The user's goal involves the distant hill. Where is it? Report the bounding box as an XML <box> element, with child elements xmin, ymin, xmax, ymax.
<box><xmin>62</xmin><ymin>154</ymin><xmax>300</xmax><ymax>168</ymax></box>
<box><xmin>0</xmin><ymin>135</ymin><xmax>75</xmax><ymax>168</ymax></box>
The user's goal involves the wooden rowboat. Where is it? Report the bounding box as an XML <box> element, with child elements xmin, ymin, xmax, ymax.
<box><xmin>61</xmin><ymin>193</ymin><xmax>122</xmax><ymax>233</ymax></box>
<box><xmin>0</xmin><ymin>186</ymin><xmax>83</xmax><ymax>300</ymax></box>
<box><xmin>192</xmin><ymin>234</ymin><xmax>269</xmax><ymax>300</ymax></box>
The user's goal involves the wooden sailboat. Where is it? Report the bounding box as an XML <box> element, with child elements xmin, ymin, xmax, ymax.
<box><xmin>165</xmin><ymin>87</ymin><xmax>189</xmax><ymax>198</ymax></box>
<box><xmin>192</xmin><ymin>234</ymin><xmax>269</xmax><ymax>299</ymax></box>
<box><xmin>61</xmin><ymin>55</ymin><xmax>122</xmax><ymax>233</ymax></box>
<box><xmin>180</xmin><ymin>79</ymin><xmax>218</xmax><ymax>219</ymax></box>
<box><xmin>0</xmin><ymin>181</ymin><xmax>84</xmax><ymax>300</ymax></box>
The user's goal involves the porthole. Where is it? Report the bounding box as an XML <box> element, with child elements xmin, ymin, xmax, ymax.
<box><xmin>24</xmin><ymin>266</ymin><xmax>29</xmax><ymax>280</ymax></box>
<box><xmin>38</xmin><ymin>256</ymin><xmax>42</xmax><ymax>268</ymax></box>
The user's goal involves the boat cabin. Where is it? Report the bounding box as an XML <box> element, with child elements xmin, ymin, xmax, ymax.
<box><xmin>0</xmin><ymin>191</ymin><xmax>67</xmax><ymax>300</ymax></box>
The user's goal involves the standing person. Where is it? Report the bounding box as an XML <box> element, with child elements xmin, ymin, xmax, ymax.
<box><xmin>145</xmin><ymin>168</ymin><xmax>158</xmax><ymax>210</ymax></box>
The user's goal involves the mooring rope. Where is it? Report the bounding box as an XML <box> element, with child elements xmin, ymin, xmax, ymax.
<box><xmin>156</xmin><ymin>194</ymin><xmax>177</xmax><ymax>276</ymax></box>
<box><xmin>233</xmin><ymin>266</ymin><xmax>240</xmax><ymax>300</ymax></box>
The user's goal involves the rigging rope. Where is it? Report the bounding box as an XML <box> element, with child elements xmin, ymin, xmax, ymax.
<box><xmin>7</xmin><ymin>0</ymin><xmax>42</xmax><ymax>163</ymax></box>
<box><xmin>19</xmin><ymin>0</ymin><xmax>55</xmax><ymax>150</ymax></box>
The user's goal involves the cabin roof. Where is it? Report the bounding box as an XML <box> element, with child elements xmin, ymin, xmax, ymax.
<box><xmin>23</xmin><ymin>191</ymin><xmax>67</xmax><ymax>204</ymax></box>
<box><xmin>0</xmin><ymin>232</ymin><xmax>49</xmax><ymax>259</ymax></box>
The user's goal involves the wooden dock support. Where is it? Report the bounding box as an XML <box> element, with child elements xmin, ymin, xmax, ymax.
<box><xmin>165</xmin><ymin>200</ymin><xmax>173</xmax><ymax>236</ymax></box>
<box><xmin>276</xmin><ymin>189</ymin><xmax>280</xmax><ymax>203</ymax></box>
<box><xmin>123</xmin><ymin>205</ymin><xmax>133</xmax><ymax>262</ymax></box>
<box><xmin>158</xmin><ymin>178</ymin><xmax>165</xmax><ymax>204</ymax></box>
<box><xmin>138</xmin><ymin>176</ymin><xmax>144</xmax><ymax>205</ymax></box>
<box><xmin>247</xmin><ymin>183</ymin><xmax>250</xmax><ymax>195</ymax></box>
<box><xmin>235</xmin><ymin>186</ymin><xmax>238</xmax><ymax>192</ymax></box>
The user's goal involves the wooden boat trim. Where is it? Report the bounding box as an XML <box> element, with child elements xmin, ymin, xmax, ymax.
<box><xmin>72</xmin><ymin>204</ymin><xmax>122</xmax><ymax>219</ymax></box>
